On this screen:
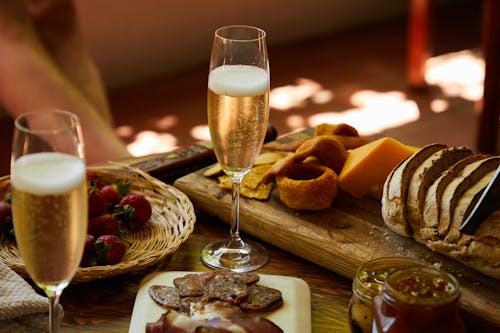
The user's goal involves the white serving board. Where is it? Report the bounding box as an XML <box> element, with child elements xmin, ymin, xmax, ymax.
<box><xmin>129</xmin><ymin>271</ymin><xmax>312</xmax><ymax>333</ymax></box>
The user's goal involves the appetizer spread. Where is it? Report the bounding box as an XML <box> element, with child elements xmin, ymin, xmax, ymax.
<box><xmin>202</xmin><ymin>123</ymin><xmax>499</xmax><ymax>280</ymax></box>
<box><xmin>146</xmin><ymin>269</ymin><xmax>284</xmax><ymax>333</ymax></box>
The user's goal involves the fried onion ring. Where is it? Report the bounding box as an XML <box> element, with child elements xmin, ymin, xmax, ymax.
<box><xmin>276</xmin><ymin>163</ymin><xmax>338</xmax><ymax>211</ymax></box>
<box><xmin>262</xmin><ymin>135</ymin><xmax>348</xmax><ymax>184</ymax></box>
<box><xmin>294</xmin><ymin>135</ymin><xmax>347</xmax><ymax>173</ymax></box>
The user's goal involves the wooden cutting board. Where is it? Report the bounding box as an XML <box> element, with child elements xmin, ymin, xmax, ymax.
<box><xmin>173</xmin><ymin>131</ymin><xmax>500</xmax><ymax>328</ymax></box>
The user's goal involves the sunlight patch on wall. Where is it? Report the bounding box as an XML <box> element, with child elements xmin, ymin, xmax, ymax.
<box><xmin>155</xmin><ymin>114</ymin><xmax>179</xmax><ymax>130</ymax></box>
<box><xmin>126</xmin><ymin>130</ymin><xmax>178</xmax><ymax>156</ymax></box>
<box><xmin>270</xmin><ymin>78</ymin><xmax>333</xmax><ymax>110</ymax></box>
<box><xmin>116</xmin><ymin>125</ymin><xmax>134</xmax><ymax>138</ymax></box>
<box><xmin>425</xmin><ymin>49</ymin><xmax>484</xmax><ymax>102</ymax></box>
<box><xmin>286</xmin><ymin>115</ymin><xmax>307</xmax><ymax>132</ymax></box>
<box><xmin>191</xmin><ymin>124</ymin><xmax>211</xmax><ymax>141</ymax></box>
<box><xmin>308</xmin><ymin>90</ymin><xmax>419</xmax><ymax>135</ymax></box>
<box><xmin>430</xmin><ymin>99</ymin><xmax>449</xmax><ymax>113</ymax></box>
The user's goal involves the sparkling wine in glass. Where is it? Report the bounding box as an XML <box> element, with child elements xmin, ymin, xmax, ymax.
<box><xmin>202</xmin><ymin>25</ymin><xmax>270</xmax><ymax>272</ymax></box>
<box><xmin>10</xmin><ymin>109</ymin><xmax>87</xmax><ymax>333</ymax></box>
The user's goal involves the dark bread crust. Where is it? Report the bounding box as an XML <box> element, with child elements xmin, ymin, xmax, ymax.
<box><xmin>421</xmin><ymin>154</ymin><xmax>488</xmax><ymax>241</ymax></box>
<box><xmin>381</xmin><ymin>143</ymin><xmax>447</xmax><ymax>237</ymax></box>
<box><xmin>407</xmin><ymin>146</ymin><xmax>473</xmax><ymax>241</ymax></box>
<box><xmin>436</xmin><ymin>156</ymin><xmax>500</xmax><ymax>238</ymax></box>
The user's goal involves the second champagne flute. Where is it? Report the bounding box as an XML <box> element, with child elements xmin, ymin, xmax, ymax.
<box><xmin>202</xmin><ymin>25</ymin><xmax>270</xmax><ymax>272</ymax></box>
<box><xmin>10</xmin><ymin>109</ymin><xmax>87</xmax><ymax>333</ymax></box>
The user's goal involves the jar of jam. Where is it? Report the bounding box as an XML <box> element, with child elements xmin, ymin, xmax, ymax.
<box><xmin>371</xmin><ymin>266</ymin><xmax>466</xmax><ymax>333</ymax></box>
<box><xmin>349</xmin><ymin>257</ymin><xmax>426</xmax><ymax>333</ymax></box>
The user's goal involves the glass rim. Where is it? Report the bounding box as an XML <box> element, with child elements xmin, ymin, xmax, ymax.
<box><xmin>214</xmin><ymin>25</ymin><xmax>266</xmax><ymax>42</ymax></box>
<box><xmin>14</xmin><ymin>109</ymin><xmax>81</xmax><ymax>135</ymax></box>
<box><xmin>353</xmin><ymin>256</ymin><xmax>427</xmax><ymax>301</ymax></box>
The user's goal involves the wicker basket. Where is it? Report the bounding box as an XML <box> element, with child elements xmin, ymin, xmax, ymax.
<box><xmin>0</xmin><ymin>163</ymin><xmax>196</xmax><ymax>282</ymax></box>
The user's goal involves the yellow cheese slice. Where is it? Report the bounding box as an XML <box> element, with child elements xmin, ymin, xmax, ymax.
<box><xmin>338</xmin><ymin>137</ymin><xmax>418</xmax><ymax>198</ymax></box>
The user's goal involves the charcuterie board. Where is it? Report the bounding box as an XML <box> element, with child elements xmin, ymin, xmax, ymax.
<box><xmin>129</xmin><ymin>271</ymin><xmax>311</xmax><ymax>333</ymax></box>
<box><xmin>173</xmin><ymin>131</ymin><xmax>500</xmax><ymax>328</ymax></box>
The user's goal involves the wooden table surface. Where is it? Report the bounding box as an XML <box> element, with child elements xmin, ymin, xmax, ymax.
<box><xmin>60</xmin><ymin>213</ymin><xmax>353</xmax><ymax>332</ymax></box>
<box><xmin>59</xmin><ymin>215</ymin><xmax>499</xmax><ymax>333</ymax></box>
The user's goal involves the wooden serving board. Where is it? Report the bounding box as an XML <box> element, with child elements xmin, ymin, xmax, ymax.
<box><xmin>173</xmin><ymin>131</ymin><xmax>500</xmax><ymax>328</ymax></box>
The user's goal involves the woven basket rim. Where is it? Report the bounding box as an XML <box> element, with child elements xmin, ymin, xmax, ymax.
<box><xmin>0</xmin><ymin>163</ymin><xmax>196</xmax><ymax>283</ymax></box>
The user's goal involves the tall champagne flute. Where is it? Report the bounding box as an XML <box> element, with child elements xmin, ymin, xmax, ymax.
<box><xmin>10</xmin><ymin>109</ymin><xmax>87</xmax><ymax>333</ymax></box>
<box><xmin>202</xmin><ymin>25</ymin><xmax>270</xmax><ymax>272</ymax></box>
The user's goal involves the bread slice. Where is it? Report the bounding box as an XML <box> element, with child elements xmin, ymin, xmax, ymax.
<box><xmin>449</xmin><ymin>211</ymin><xmax>500</xmax><ymax>279</ymax></box>
<box><xmin>436</xmin><ymin>156</ymin><xmax>500</xmax><ymax>238</ymax></box>
<box><xmin>381</xmin><ymin>143</ymin><xmax>447</xmax><ymax>237</ymax></box>
<box><xmin>446</xmin><ymin>170</ymin><xmax>496</xmax><ymax>244</ymax></box>
<box><xmin>406</xmin><ymin>146</ymin><xmax>473</xmax><ymax>241</ymax></box>
<box><xmin>420</xmin><ymin>154</ymin><xmax>488</xmax><ymax>241</ymax></box>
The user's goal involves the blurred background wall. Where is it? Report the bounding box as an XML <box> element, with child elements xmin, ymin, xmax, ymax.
<box><xmin>75</xmin><ymin>0</ymin><xmax>411</xmax><ymax>89</ymax></box>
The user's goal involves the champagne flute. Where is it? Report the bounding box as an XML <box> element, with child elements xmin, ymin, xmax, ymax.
<box><xmin>202</xmin><ymin>25</ymin><xmax>270</xmax><ymax>272</ymax></box>
<box><xmin>10</xmin><ymin>109</ymin><xmax>87</xmax><ymax>333</ymax></box>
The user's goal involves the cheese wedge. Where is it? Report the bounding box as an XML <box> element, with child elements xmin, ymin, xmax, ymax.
<box><xmin>338</xmin><ymin>137</ymin><xmax>418</xmax><ymax>198</ymax></box>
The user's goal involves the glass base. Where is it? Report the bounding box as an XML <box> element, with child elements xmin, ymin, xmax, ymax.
<box><xmin>201</xmin><ymin>239</ymin><xmax>269</xmax><ymax>272</ymax></box>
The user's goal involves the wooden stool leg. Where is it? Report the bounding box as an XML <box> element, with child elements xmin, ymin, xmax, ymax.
<box><xmin>408</xmin><ymin>0</ymin><xmax>433</xmax><ymax>89</ymax></box>
<box><xmin>477</xmin><ymin>0</ymin><xmax>500</xmax><ymax>153</ymax></box>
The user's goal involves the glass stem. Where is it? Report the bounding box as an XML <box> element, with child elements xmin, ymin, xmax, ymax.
<box><xmin>228</xmin><ymin>178</ymin><xmax>244</xmax><ymax>249</ymax></box>
<box><xmin>48</xmin><ymin>293</ymin><xmax>61</xmax><ymax>333</ymax></box>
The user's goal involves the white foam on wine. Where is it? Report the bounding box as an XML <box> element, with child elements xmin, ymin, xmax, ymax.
<box><xmin>208</xmin><ymin>65</ymin><xmax>269</xmax><ymax>97</ymax></box>
<box><xmin>11</xmin><ymin>152</ymin><xmax>85</xmax><ymax>195</ymax></box>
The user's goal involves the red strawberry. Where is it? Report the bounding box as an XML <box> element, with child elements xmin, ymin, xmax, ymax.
<box><xmin>88</xmin><ymin>214</ymin><xmax>120</xmax><ymax>237</ymax></box>
<box><xmin>0</xmin><ymin>200</ymin><xmax>12</xmax><ymax>225</ymax></box>
<box><xmin>97</xmin><ymin>179</ymin><xmax>131</xmax><ymax>209</ymax></box>
<box><xmin>94</xmin><ymin>235</ymin><xmax>126</xmax><ymax>265</ymax></box>
<box><xmin>115</xmin><ymin>194</ymin><xmax>152</xmax><ymax>230</ymax></box>
<box><xmin>88</xmin><ymin>189</ymin><xmax>107</xmax><ymax>216</ymax></box>
<box><xmin>86</xmin><ymin>169</ymin><xmax>106</xmax><ymax>188</ymax></box>
<box><xmin>80</xmin><ymin>234</ymin><xmax>96</xmax><ymax>267</ymax></box>
<box><xmin>0</xmin><ymin>200</ymin><xmax>14</xmax><ymax>239</ymax></box>
<box><xmin>86</xmin><ymin>169</ymin><xmax>99</xmax><ymax>183</ymax></box>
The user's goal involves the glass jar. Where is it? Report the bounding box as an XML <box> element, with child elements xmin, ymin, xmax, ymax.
<box><xmin>371</xmin><ymin>266</ymin><xmax>467</xmax><ymax>333</ymax></box>
<box><xmin>349</xmin><ymin>257</ymin><xmax>425</xmax><ymax>333</ymax></box>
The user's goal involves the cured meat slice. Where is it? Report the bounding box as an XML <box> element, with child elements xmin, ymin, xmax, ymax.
<box><xmin>174</xmin><ymin>272</ymin><xmax>212</xmax><ymax>297</ymax></box>
<box><xmin>239</xmin><ymin>285</ymin><xmax>283</xmax><ymax>312</ymax></box>
<box><xmin>146</xmin><ymin>310</ymin><xmax>203</xmax><ymax>333</ymax></box>
<box><xmin>382</xmin><ymin>143</ymin><xmax>447</xmax><ymax>237</ymax></box>
<box><xmin>203</xmin><ymin>273</ymin><xmax>250</xmax><ymax>304</ymax></box>
<box><xmin>146</xmin><ymin>309</ymin><xmax>284</xmax><ymax>333</ymax></box>
<box><xmin>190</xmin><ymin>301</ymin><xmax>242</xmax><ymax>322</ymax></box>
<box><xmin>149</xmin><ymin>285</ymin><xmax>180</xmax><ymax>310</ymax></box>
<box><xmin>420</xmin><ymin>154</ymin><xmax>487</xmax><ymax>241</ymax></box>
<box><xmin>222</xmin><ymin>316</ymin><xmax>283</xmax><ymax>333</ymax></box>
<box><xmin>406</xmin><ymin>146</ymin><xmax>473</xmax><ymax>240</ymax></box>
<box><xmin>210</xmin><ymin>269</ymin><xmax>260</xmax><ymax>285</ymax></box>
